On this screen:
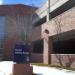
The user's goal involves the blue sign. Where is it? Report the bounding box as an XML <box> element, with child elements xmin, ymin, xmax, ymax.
<box><xmin>13</xmin><ymin>44</ymin><xmax>30</xmax><ymax>63</ymax></box>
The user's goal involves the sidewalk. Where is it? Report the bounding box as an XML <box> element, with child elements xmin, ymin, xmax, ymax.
<box><xmin>32</xmin><ymin>65</ymin><xmax>75</xmax><ymax>75</ymax></box>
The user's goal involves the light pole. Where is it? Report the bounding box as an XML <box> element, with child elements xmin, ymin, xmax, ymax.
<box><xmin>47</xmin><ymin>0</ymin><xmax>50</xmax><ymax>22</ymax></box>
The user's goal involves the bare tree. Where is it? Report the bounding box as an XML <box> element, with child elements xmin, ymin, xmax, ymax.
<box><xmin>53</xmin><ymin>15</ymin><xmax>75</xmax><ymax>68</ymax></box>
<box><xmin>55</xmin><ymin>54</ymin><xmax>75</xmax><ymax>67</ymax></box>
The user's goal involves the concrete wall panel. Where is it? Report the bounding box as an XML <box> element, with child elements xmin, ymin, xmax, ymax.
<box><xmin>32</xmin><ymin>7</ymin><xmax>75</xmax><ymax>41</ymax></box>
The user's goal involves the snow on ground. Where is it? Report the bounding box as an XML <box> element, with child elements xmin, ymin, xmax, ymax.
<box><xmin>0</xmin><ymin>61</ymin><xmax>75</xmax><ymax>75</ymax></box>
<box><xmin>0</xmin><ymin>61</ymin><xmax>14</xmax><ymax>75</ymax></box>
<box><xmin>33</xmin><ymin>65</ymin><xmax>75</xmax><ymax>75</ymax></box>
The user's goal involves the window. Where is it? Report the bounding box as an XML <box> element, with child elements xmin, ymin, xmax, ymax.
<box><xmin>33</xmin><ymin>39</ymin><xmax>43</xmax><ymax>53</ymax></box>
<box><xmin>0</xmin><ymin>16</ymin><xmax>5</xmax><ymax>54</ymax></box>
<box><xmin>34</xmin><ymin>16</ymin><xmax>46</xmax><ymax>27</ymax></box>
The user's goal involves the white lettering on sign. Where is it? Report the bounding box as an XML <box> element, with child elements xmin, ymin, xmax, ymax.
<box><xmin>15</xmin><ymin>51</ymin><xmax>29</xmax><ymax>55</ymax></box>
<box><xmin>15</xmin><ymin>49</ymin><xmax>22</xmax><ymax>51</ymax></box>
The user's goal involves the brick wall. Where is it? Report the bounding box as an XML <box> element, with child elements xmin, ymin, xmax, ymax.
<box><xmin>32</xmin><ymin>7</ymin><xmax>75</xmax><ymax>41</ymax></box>
<box><xmin>31</xmin><ymin>53</ymin><xmax>43</xmax><ymax>63</ymax></box>
<box><xmin>0</xmin><ymin>5</ymin><xmax>36</xmax><ymax>60</ymax></box>
<box><xmin>51</xmin><ymin>54</ymin><xmax>75</xmax><ymax>68</ymax></box>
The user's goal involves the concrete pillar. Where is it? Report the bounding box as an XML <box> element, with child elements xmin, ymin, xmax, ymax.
<box><xmin>43</xmin><ymin>37</ymin><xmax>53</xmax><ymax>64</ymax></box>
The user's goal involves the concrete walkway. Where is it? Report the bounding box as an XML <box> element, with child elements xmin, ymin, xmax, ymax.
<box><xmin>32</xmin><ymin>65</ymin><xmax>75</xmax><ymax>75</ymax></box>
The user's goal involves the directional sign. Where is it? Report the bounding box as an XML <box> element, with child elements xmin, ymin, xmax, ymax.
<box><xmin>13</xmin><ymin>44</ymin><xmax>30</xmax><ymax>63</ymax></box>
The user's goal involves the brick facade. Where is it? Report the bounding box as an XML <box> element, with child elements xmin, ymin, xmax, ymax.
<box><xmin>32</xmin><ymin>7</ymin><xmax>75</xmax><ymax>41</ymax></box>
<box><xmin>0</xmin><ymin>4</ymin><xmax>37</xmax><ymax>60</ymax></box>
<box><xmin>32</xmin><ymin>4</ymin><xmax>75</xmax><ymax>67</ymax></box>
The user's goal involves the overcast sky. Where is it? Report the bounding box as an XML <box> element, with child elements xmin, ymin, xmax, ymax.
<box><xmin>0</xmin><ymin>0</ymin><xmax>47</xmax><ymax>7</ymax></box>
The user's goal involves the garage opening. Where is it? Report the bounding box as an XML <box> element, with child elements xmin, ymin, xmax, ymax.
<box><xmin>53</xmin><ymin>38</ymin><xmax>75</xmax><ymax>54</ymax></box>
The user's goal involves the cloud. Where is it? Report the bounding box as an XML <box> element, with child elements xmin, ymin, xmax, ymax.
<box><xmin>0</xmin><ymin>0</ymin><xmax>3</xmax><ymax>5</ymax></box>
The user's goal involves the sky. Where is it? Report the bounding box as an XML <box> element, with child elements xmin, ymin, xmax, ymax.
<box><xmin>0</xmin><ymin>0</ymin><xmax>47</xmax><ymax>7</ymax></box>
